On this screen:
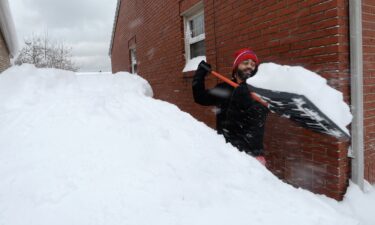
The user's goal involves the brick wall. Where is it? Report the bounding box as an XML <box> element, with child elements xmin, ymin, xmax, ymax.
<box><xmin>111</xmin><ymin>0</ymin><xmax>352</xmax><ymax>200</ymax></box>
<box><xmin>111</xmin><ymin>0</ymin><xmax>217</xmax><ymax>127</ymax></box>
<box><xmin>363</xmin><ymin>0</ymin><xmax>375</xmax><ymax>183</ymax></box>
<box><xmin>0</xmin><ymin>32</ymin><xmax>11</xmax><ymax>73</ymax></box>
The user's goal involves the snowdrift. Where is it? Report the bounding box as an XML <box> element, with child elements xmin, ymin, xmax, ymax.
<box><xmin>0</xmin><ymin>64</ymin><xmax>363</xmax><ymax>225</ymax></box>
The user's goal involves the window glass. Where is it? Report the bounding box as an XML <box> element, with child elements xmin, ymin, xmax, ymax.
<box><xmin>190</xmin><ymin>40</ymin><xmax>205</xmax><ymax>58</ymax></box>
<box><xmin>183</xmin><ymin>6</ymin><xmax>205</xmax><ymax>60</ymax></box>
<box><xmin>189</xmin><ymin>14</ymin><xmax>204</xmax><ymax>38</ymax></box>
<box><xmin>130</xmin><ymin>49</ymin><xmax>137</xmax><ymax>74</ymax></box>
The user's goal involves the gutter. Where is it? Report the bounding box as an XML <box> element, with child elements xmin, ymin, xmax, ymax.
<box><xmin>108</xmin><ymin>0</ymin><xmax>122</xmax><ymax>56</ymax></box>
<box><xmin>349</xmin><ymin>0</ymin><xmax>364</xmax><ymax>190</ymax></box>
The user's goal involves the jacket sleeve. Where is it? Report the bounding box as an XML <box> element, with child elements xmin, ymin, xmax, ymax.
<box><xmin>192</xmin><ymin>69</ymin><xmax>222</xmax><ymax>106</ymax></box>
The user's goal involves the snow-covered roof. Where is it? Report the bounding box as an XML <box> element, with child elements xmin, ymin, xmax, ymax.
<box><xmin>108</xmin><ymin>0</ymin><xmax>122</xmax><ymax>56</ymax></box>
<box><xmin>0</xmin><ymin>0</ymin><xmax>18</xmax><ymax>57</ymax></box>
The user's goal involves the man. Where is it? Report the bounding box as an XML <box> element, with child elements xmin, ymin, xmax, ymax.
<box><xmin>192</xmin><ymin>48</ymin><xmax>269</xmax><ymax>164</ymax></box>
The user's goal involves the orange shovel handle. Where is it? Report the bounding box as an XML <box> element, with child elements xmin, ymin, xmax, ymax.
<box><xmin>209</xmin><ymin>70</ymin><xmax>269</xmax><ymax>108</ymax></box>
<box><xmin>210</xmin><ymin>70</ymin><xmax>239</xmax><ymax>88</ymax></box>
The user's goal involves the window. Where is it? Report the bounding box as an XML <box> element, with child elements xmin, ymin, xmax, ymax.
<box><xmin>183</xmin><ymin>3</ymin><xmax>205</xmax><ymax>60</ymax></box>
<box><xmin>130</xmin><ymin>48</ymin><xmax>137</xmax><ymax>74</ymax></box>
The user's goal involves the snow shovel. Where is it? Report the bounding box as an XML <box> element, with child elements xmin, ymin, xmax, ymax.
<box><xmin>200</xmin><ymin>64</ymin><xmax>350</xmax><ymax>141</ymax></box>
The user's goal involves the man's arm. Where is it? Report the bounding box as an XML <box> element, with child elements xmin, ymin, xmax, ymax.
<box><xmin>192</xmin><ymin>61</ymin><xmax>222</xmax><ymax>106</ymax></box>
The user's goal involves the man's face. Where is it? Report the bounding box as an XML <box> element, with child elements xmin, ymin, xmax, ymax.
<box><xmin>236</xmin><ymin>59</ymin><xmax>256</xmax><ymax>82</ymax></box>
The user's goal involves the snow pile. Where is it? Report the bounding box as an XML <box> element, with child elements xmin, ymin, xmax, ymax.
<box><xmin>248</xmin><ymin>63</ymin><xmax>352</xmax><ymax>135</ymax></box>
<box><xmin>182</xmin><ymin>56</ymin><xmax>206</xmax><ymax>72</ymax></box>
<box><xmin>322</xmin><ymin>181</ymin><xmax>375</xmax><ymax>225</ymax></box>
<box><xmin>76</xmin><ymin>71</ymin><xmax>112</xmax><ymax>76</ymax></box>
<box><xmin>340</xmin><ymin>182</ymin><xmax>375</xmax><ymax>225</ymax></box>
<box><xmin>0</xmin><ymin>64</ymin><xmax>359</xmax><ymax>225</ymax></box>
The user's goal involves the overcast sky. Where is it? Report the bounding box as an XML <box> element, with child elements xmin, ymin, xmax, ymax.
<box><xmin>9</xmin><ymin>0</ymin><xmax>118</xmax><ymax>72</ymax></box>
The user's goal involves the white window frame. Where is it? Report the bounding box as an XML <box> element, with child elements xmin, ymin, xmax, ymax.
<box><xmin>130</xmin><ymin>48</ymin><xmax>137</xmax><ymax>74</ymax></box>
<box><xmin>182</xmin><ymin>2</ymin><xmax>205</xmax><ymax>61</ymax></box>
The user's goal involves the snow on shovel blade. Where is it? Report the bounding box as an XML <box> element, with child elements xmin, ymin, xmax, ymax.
<box><xmin>248</xmin><ymin>84</ymin><xmax>351</xmax><ymax>141</ymax></box>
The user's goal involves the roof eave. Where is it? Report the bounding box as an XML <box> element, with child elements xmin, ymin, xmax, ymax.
<box><xmin>108</xmin><ymin>0</ymin><xmax>122</xmax><ymax>56</ymax></box>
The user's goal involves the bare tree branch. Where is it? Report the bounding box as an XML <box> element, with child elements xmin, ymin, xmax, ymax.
<box><xmin>15</xmin><ymin>33</ymin><xmax>79</xmax><ymax>72</ymax></box>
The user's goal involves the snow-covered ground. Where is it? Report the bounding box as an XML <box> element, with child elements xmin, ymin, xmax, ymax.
<box><xmin>321</xmin><ymin>181</ymin><xmax>375</xmax><ymax>225</ymax></box>
<box><xmin>0</xmin><ymin>64</ymin><xmax>373</xmax><ymax>225</ymax></box>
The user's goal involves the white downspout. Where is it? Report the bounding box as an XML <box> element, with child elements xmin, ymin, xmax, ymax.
<box><xmin>349</xmin><ymin>0</ymin><xmax>364</xmax><ymax>190</ymax></box>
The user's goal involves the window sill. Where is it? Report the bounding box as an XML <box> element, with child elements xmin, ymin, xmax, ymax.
<box><xmin>182</xmin><ymin>70</ymin><xmax>195</xmax><ymax>79</ymax></box>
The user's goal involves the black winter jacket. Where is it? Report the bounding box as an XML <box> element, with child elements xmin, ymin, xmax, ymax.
<box><xmin>192</xmin><ymin>70</ymin><xmax>269</xmax><ymax>156</ymax></box>
<box><xmin>224</xmin><ymin>82</ymin><xmax>269</xmax><ymax>156</ymax></box>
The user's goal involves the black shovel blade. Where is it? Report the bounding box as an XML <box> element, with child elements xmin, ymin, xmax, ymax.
<box><xmin>248</xmin><ymin>85</ymin><xmax>350</xmax><ymax>141</ymax></box>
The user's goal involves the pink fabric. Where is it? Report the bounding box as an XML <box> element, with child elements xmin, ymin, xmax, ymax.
<box><xmin>255</xmin><ymin>156</ymin><xmax>266</xmax><ymax>166</ymax></box>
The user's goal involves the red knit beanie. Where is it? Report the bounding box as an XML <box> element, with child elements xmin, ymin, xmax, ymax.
<box><xmin>232</xmin><ymin>48</ymin><xmax>259</xmax><ymax>72</ymax></box>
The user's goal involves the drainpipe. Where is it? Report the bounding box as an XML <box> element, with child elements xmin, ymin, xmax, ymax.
<box><xmin>349</xmin><ymin>0</ymin><xmax>364</xmax><ymax>190</ymax></box>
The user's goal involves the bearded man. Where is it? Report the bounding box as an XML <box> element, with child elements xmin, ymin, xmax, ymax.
<box><xmin>192</xmin><ymin>48</ymin><xmax>269</xmax><ymax>164</ymax></box>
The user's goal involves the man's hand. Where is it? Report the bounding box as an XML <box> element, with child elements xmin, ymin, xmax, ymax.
<box><xmin>195</xmin><ymin>61</ymin><xmax>212</xmax><ymax>78</ymax></box>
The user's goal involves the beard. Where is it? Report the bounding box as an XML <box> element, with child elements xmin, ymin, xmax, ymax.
<box><xmin>236</xmin><ymin>68</ymin><xmax>256</xmax><ymax>81</ymax></box>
